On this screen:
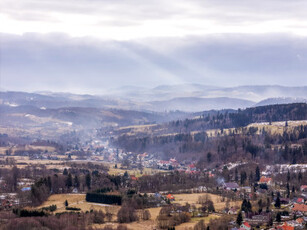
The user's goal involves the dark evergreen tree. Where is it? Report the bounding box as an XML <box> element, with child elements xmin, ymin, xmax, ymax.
<box><xmin>286</xmin><ymin>183</ymin><xmax>290</xmax><ymax>198</ymax></box>
<box><xmin>207</xmin><ymin>152</ymin><xmax>212</xmax><ymax>163</ymax></box>
<box><xmin>276</xmin><ymin>212</ymin><xmax>281</xmax><ymax>222</ymax></box>
<box><xmin>255</xmin><ymin>166</ymin><xmax>260</xmax><ymax>182</ymax></box>
<box><xmin>275</xmin><ymin>193</ymin><xmax>281</xmax><ymax>208</ymax></box>
<box><xmin>236</xmin><ymin>211</ymin><xmax>243</xmax><ymax>226</ymax></box>
<box><xmin>63</xmin><ymin>168</ymin><xmax>68</xmax><ymax>175</ymax></box>
<box><xmin>66</xmin><ymin>173</ymin><xmax>73</xmax><ymax>188</ymax></box>
<box><xmin>298</xmin><ymin>171</ymin><xmax>303</xmax><ymax>182</ymax></box>
<box><xmin>74</xmin><ymin>175</ymin><xmax>80</xmax><ymax>188</ymax></box>
<box><xmin>86</xmin><ymin>173</ymin><xmax>91</xmax><ymax>190</ymax></box>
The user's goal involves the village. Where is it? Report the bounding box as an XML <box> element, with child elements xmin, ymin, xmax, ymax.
<box><xmin>0</xmin><ymin>137</ymin><xmax>307</xmax><ymax>229</ymax></box>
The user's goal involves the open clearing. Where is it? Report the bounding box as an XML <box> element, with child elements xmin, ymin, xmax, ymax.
<box><xmin>106</xmin><ymin>163</ymin><xmax>166</xmax><ymax>177</ymax></box>
<box><xmin>36</xmin><ymin>194</ymin><xmax>120</xmax><ymax>217</ymax></box>
<box><xmin>176</xmin><ymin>214</ymin><xmax>220</xmax><ymax>230</ymax></box>
<box><xmin>36</xmin><ymin>192</ymin><xmax>233</xmax><ymax>229</ymax></box>
<box><xmin>172</xmin><ymin>193</ymin><xmax>241</xmax><ymax>211</ymax></box>
<box><xmin>0</xmin><ymin>145</ymin><xmax>56</xmax><ymax>155</ymax></box>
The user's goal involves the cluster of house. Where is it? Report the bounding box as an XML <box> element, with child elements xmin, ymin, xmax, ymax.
<box><xmin>0</xmin><ymin>177</ymin><xmax>34</xmax><ymax>210</ymax></box>
<box><xmin>232</xmin><ymin>218</ymin><xmax>307</xmax><ymax>230</ymax></box>
<box><xmin>221</xmin><ymin>174</ymin><xmax>307</xmax><ymax>229</ymax></box>
<box><xmin>231</xmin><ymin>222</ymin><xmax>252</xmax><ymax>230</ymax></box>
<box><xmin>156</xmin><ymin>159</ymin><xmax>199</xmax><ymax>173</ymax></box>
<box><xmin>83</xmin><ymin>140</ymin><xmax>202</xmax><ymax>173</ymax></box>
<box><xmin>0</xmin><ymin>193</ymin><xmax>18</xmax><ymax>210</ymax></box>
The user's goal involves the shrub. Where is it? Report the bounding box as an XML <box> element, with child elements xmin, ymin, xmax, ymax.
<box><xmin>117</xmin><ymin>205</ymin><xmax>138</xmax><ymax>223</ymax></box>
<box><xmin>13</xmin><ymin>209</ymin><xmax>47</xmax><ymax>217</ymax></box>
<box><xmin>42</xmin><ymin>204</ymin><xmax>57</xmax><ymax>212</ymax></box>
<box><xmin>65</xmin><ymin>207</ymin><xmax>81</xmax><ymax>211</ymax></box>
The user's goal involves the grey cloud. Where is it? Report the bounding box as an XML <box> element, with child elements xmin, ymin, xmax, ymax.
<box><xmin>1</xmin><ymin>33</ymin><xmax>307</xmax><ymax>94</ymax></box>
<box><xmin>3</xmin><ymin>0</ymin><xmax>307</xmax><ymax>27</ymax></box>
<box><xmin>0</xmin><ymin>0</ymin><xmax>183</xmax><ymax>22</ymax></box>
<box><xmin>172</xmin><ymin>34</ymin><xmax>307</xmax><ymax>73</ymax></box>
<box><xmin>0</xmin><ymin>33</ymin><xmax>181</xmax><ymax>93</ymax></box>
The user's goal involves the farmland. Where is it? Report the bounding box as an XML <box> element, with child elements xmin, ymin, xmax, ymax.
<box><xmin>36</xmin><ymin>192</ymin><xmax>227</xmax><ymax>230</ymax></box>
<box><xmin>172</xmin><ymin>193</ymin><xmax>241</xmax><ymax>211</ymax></box>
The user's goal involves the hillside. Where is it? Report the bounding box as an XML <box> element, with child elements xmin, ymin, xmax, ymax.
<box><xmin>2</xmin><ymin>85</ymin><xmax>307</xmax><ymax>112</ymax></box>
<box><xmin>0</xmin><ymin>104</ymin><xmax>187</xmax><ymax>140</ymax></box>
<box><xmin>110</xmin><ymin>103</ymin><xmax>307</xmax><ymax>165</ymax></box>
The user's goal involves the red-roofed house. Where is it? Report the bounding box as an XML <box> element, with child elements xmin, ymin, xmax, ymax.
<box><xmin>130</xmin><ymin>175</ymin><xmax>138</xmax><ymax>181</ymax></box>
<box><xmin>292</xmin><ymin>203</ymin><xmax>307</xmax><ymax>214</ymax></box>
<box><xmin>259</xmin><ymin>176</ymin><xmax>273</xmax><ymax>185</ymax></box>
<box><xmin>166</xmin><ymin>194</ymin><xmax>175</xmax><ymax>201</ymax></box>
<box><xmin>296</xmin><ymin>198</ymin><xmax>304</xmax><ymax>204</ymax></box>
<box><xmin>277</xmin><ymin>222</ymin><xmax>295</xmax><ymax>230</ymax></box>
<box><xmin>207</xmin><ymin>171</ymin><xmax>215</xmax><ymax>178</ymax></box>
<box><xmin>137</xmin><ymin>152</ymin><xmax>148</xmax><ymax>160</ymax></box>
<box><xmin>296</xmin><ymin>217</ymin><xmax>304</xmax><ymax>224</ymax></box>
<box><xmin>188</xmin><ymin>164</ymin><xmax>196</xmax><ymax>170</ymax></box>
<box><xmin>158</xmin><ymin>160</ymin><xmax>170</xmax><ymax>167</ymax></box>
<box><xmin>169</xmin><ymin>158</ymin><xmax>177</xmax><ymax>163</ymax></box>
<box><xmin>240</xmin><ymin>222</ymin><xmax>251</xmax><ymax>230</ymax></box>
<box><xmin>300</xmin><ymin>185</ymin><xmax>307</xmax><ymax>192</ymax></box>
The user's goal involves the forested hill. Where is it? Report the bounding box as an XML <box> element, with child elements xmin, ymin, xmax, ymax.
<box><xmin>168</xmin><ymin>103</ymin><xmax>307</xmax><ymax>133</ymax></box>
<box><xmin>111</xmin><ymin>103</ymin><xmax>307</xmax><ymax>164</ymax></box>
<box><xmin>230</xmin><ymin>103</ymin><xmax>307</xmax><ymax>126</ymax></box>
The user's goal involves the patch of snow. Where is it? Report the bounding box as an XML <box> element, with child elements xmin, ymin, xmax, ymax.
<box><xmin>225</xmin><ymin>162</ymin><xmax>247</xmax><ymax>170</ymax></box>
<box><xmin>249</xmin><ymin>120</ymin><xmax>307</xmax><ymax>127</ymax></box>
<box><xmin>90</xmin><ymin>203</ymin><xmax>112</xmax><ymax>207</ymax></box>
<box><xmin>4</xmin><ymin>102</ymin><xmax>18</xmax><ymax>107</ymax></box>
<box><xmin>263</xmin><ymin>164</ymin><xmax>307</xmax><ymax>175</ymax></box>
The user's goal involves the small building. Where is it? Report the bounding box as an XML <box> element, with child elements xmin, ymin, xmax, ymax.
<box><xmin>130</xmin><ymin>175</ymin><xmax>138</xmax><ymax>181</ymax></box>
<box><xmin>276</xmin><ymin>222</ymin><xmax>294</xmax><ymax>230</ymax></box>
<box><xmin>300</xmin><ymin>185</ymin><xmax>307</xmax><ymax>192</ymax></box>
<box><xmin>21</xmin><ymin>187</ymin><xmax>31</xmax><ymax>192</ymax></box>
<box><xmin>280</xmin><ymin>198</ymin><xmax>290</xmax><ymax>205</ymax></box>
<box><xmin>166</xmin><ymin>194</ymin><xmax>175</xmax><ymax>201</ymax></box>
<box><xmin>228</xmin><ymin>206</ymin><xmax>238</xmax><ymax>215</ymax></box>
<box><xmin>223</xmin><ymin>182</ymin><xmax>240</xmax><ymax>191</ymax></box>
<box><xmin>240</xmin><ymin>222</ymin><xmax>251</xmax><ymax>230</ymax></box>
<box><xmin>154</xmin><ymin>192</ymin><xmax>162</xmax><ymax>198</ymax></box>
<box><xmin>292</xmin><ymin>203</ymin><xmax>307</xmax><ymax>215</ymax></box>
<box><xmin>241</xmin><ymin>186</ymin><xmax>251</xmax><ymax>193</ymax></box>
<box><xmin>296</xmin><ymin>217</ymin><xmax>304</xmax><ymax>224</ymax></box>
<box><xmin>259</xmin><ymin>176</ymin><xmax>273</xmax><ymax>185</ymax></box>
<box><xmin>296</xmin><ymin>197</ymin><xmax>304</xmax><ymax>204</ymax></box>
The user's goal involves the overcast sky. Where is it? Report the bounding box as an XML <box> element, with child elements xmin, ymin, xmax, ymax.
<box><xmin>1</xmin><ymin>0</ymin><xmax>307</xmax><ymax>94</ymax></box>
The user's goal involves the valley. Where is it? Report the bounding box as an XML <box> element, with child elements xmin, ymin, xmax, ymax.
<box><xmin>0</xmin><ymin>90</ymin><xmax>307</xmax><ymax>230</ymax></box>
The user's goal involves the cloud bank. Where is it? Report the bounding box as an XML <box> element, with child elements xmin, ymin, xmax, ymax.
<box><xmin>1</xmin><ymin>0</ymin><xmax>307</xmax><ymax>93</ymax></box>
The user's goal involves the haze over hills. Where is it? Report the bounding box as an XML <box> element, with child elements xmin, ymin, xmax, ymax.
<box><xmin>1</xmin><ymin>84</ymin><xmax>307</xmax><ymax>112</ymax></box>
<box><xmin>2</xmin><ymin>84</ymin><xmax>306</xmax><ymax>139</ymax></box>
<box><xmin>254</xmin><ymin>97</ymin><xmax>307</xmax><ymax>107</ymax></box>
<box><xmin>105</xmin><ymin>84</ymin><xmax>307</xmax><ymax>102</ymax></box>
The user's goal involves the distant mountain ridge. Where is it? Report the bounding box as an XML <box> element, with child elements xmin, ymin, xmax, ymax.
<box><xmin>255</xmin><ymin>97</ymin><xmax>307</xmax><ymax>107</ymax></box>
<box><xmin>147</xmin><ymin>97</ymin><xmax>255</xmax><ymax>112</ymax></box>
<box><xmin>1</xmin><ymin>84</ymin><xmax>307</xmax><ymax>112</ymax></box>
<box><xmin>106</xmin><ymin>84</ymin><xmax>307</xmax><ymax>102</ymax></box>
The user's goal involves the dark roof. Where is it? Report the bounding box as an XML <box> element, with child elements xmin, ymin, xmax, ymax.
<box><xmin>224</xmin><ymin>182</ymin><xmax>239</xmax><ymax>189</ymax></box>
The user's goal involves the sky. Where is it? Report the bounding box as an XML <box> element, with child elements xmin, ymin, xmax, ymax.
<box><xmin>1</xmin><ymin>0</ymin><xmax>307</xmax><ymax>94</ymax></box>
